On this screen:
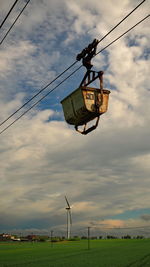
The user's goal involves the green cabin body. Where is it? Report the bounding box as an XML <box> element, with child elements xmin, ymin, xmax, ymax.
<box><xmin>61</xmin><ymin>86</ymin><xmax>110</xmax><ymax>127</ymax></box>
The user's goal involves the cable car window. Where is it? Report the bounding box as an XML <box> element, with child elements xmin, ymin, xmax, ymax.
<box><xmin>86</xmin><ymin>93</ymin><xmax>94</xmax><ymax>100</ymax></box>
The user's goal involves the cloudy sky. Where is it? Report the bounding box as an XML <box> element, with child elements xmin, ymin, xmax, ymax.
<box><xmin>0</xmin><ymin>0</ymin><xmax>150</xmax><ymax>236</ymax></box>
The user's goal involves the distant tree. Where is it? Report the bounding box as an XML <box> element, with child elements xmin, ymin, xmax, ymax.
<box><xmin>51</xmin><ymin>237</ymin><xmax>62</xmax><ymax>242</ymax></box>
<box><xmin>26</xmin><ymin>235</ymin><xmax>37</xmax><ymax>241</ymax></box>
<box><xmin>39</xmin><ymin>238</ymin><xmax>46</xmax><ymax>242</ymax></box>
<box><xmin>91</xmin><ymin>236</ymin><xmax>97</xmax><ymax>240</ymax></box>
<box><xmin>136</xmin><ymin>235</ymin><xmax>144</xmax><ymax>239</ymax></box>
<box><xmin>69</xmin><ymin>237</ymin><xmax>81</xmax><ymax>241</ymax></box>
<box><xmin>81</xmin><ymin>236</ymin><xmax>87</xmax><ymax>239</ymax></box>
<box><xmin>36</xmin><ymin>235</ymin><xmax>49</xmax><ymax>242</ymax></box>
<box><xmin>122</xmin><ymin>235</ymin><xmax>131</xmax><ymax>239</ymax></box>
<box><xmin>107</xmin><ymin>235</ymin><xmax>117</xmax><ymax>239</ymax></box>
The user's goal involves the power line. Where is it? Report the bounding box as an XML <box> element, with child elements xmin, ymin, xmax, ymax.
<box><xmin>96</xmin><ymin>14</ymin><xmax>150</xmax><ymax>57</ymax></box>
<box><xmin>0</xmin><ymin>0</ymin><xmax>31</xmax><ymax>45</ymax></box>
<box><xmin>93</xmin><ymin>225</ymin><xmax>150</xmax><ymax>230</ymax></box>
<box><xmin>97</xmin><ymin>0</ymin><xmax>146</xmax><ymax>45</ymax></box>
<box><xmin>0</xmin><ymin>0</ymin><xmax>146</xmax><ymax>127</ymax></box>
<box><xmin>0</xmin><ymin>14</ymin><xmax>149</xmax><ymax>135</ymax></box>
<box><xmin>0</xmin><ymin>66</ymin><xmax>82</xmax><ymax>135</ymax></box>
<box><xmin>0</xmin><ymin>61</ymin><xmax>78</xmax><ymax>127</ymax></box>
<box><xmin>0</xmin><ymin>0</ymin><xmax>19</xmax><ymax>30</ymax></box>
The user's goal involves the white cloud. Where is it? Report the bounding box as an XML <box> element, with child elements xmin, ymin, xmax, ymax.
<box><xmin>0</xmin><ymin>41</ymin><xmax>36</xmax><ymax>77</ymax></box>
<box><xmin>0</xmin><ymin>0</ymin><xmax>149</xmax><ymax>233</ymax></box>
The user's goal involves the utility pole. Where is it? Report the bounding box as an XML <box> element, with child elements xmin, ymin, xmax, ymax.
<box><xmin>51</xmin><ymin>230</ymin><xmax>53</xmax><ymax>248</ymax></box>
<box><xmin>87</xmin><ymin>227</ymin><xmax>91</xmax><ymax>250</ymax></box>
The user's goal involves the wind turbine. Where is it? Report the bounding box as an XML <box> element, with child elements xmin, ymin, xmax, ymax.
<box><xmin>65</xmin><ymin>196</ymin><xmax>72</xmax><ymax>239</ymax></box>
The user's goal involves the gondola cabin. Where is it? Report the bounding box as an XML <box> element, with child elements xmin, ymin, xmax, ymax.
<box><xmin>61</xmin><ymin>39</ymin><xmax>110</xmax><ymax>134</ymax></box>
<box><xmin>61</xmin><ymin>86</ymin><xmax>110</xmax><ymax>126</ymax></box>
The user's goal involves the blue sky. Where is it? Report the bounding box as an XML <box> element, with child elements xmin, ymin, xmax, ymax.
<box><xmin>0</xmin><ymin>0</ymin><xmax>150</xmax><ymax>236</ymax></box>
<box><xmin>108</xmin><ymin>208</ymin><xmax>150</xmax><ymax>220</ymax></box>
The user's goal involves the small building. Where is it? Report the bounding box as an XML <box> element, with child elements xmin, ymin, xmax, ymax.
<box><xmin>0</xmin><ymin>233</ymin><xmax>13</xmax><ymax>241</ymax></box>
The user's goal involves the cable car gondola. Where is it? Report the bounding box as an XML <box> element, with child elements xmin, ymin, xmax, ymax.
<box><xmin>61</xmin><ymin>39</ymin><xmax>110</xmax><ymax>135</ymax></box>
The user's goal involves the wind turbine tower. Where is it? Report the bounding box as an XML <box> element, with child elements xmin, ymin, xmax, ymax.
<box><xmin>65</xmin><ymin>196</ymin><xmax>72</xmax><ymax>239</ymax></box>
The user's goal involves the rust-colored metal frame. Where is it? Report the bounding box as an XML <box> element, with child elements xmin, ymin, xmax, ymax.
<box><xmin>75</xmin><ymin>70</ymin><xmax>104</xmax><ymax>135</ymax></box>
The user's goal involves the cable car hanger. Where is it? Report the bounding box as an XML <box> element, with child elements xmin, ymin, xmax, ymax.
<box><xmin>61</xmin><ymin>39</ymin><xmax>110</xmax><ymax>135</ymax></box>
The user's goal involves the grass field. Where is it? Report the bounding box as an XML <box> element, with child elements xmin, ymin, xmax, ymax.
<box><xmin>0</xmin><ymin>239</ymin><xmax>150</xmax><ymax>267</ymax></box>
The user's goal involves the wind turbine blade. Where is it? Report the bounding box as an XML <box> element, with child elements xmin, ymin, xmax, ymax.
<box><xmin>69</xmin><ymin>210</ymin><xmax>72</xmax><ymax>225</ymax></box>
<box><xmin>65</xmin><ymin>196</ymin><xmax>70</xmax><ymax>208</ymax></box>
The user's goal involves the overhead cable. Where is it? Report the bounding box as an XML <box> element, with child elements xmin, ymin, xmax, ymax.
<box><xmin>96</xmin><ymin>14</ymin><xmax>150</xmax><ymax>57</ymax></box>
<box><xmin>92</xmin><ymin>225</ymin><xmax>150</xmax><ymax>230</ymax></box>
<box><xmin>0</xmin><ymin>61</ymin><xmax>77</xmax><ymax>127</ymax></box>
<box><xmin>97</xmin><ymin>0</ymin><xmax>146</xmax><ymax>45</ymax></box>
<box><xmin>0</xmin><ymin>0</ymin><xmax>146</xmax><ymax>127</ymax></box>
<box><xmin>0</xmin><ymin>66</ymin><xmax>82</xmax><ymax>135</ymax></box>
<box><xmin>0</xmin><ymin>14</ymin><xmax>149</xmax><ymax>135</ymax></box>
<box><xmin>0</xmin><ymin>0</ymin><xmax>31</xmax><ymax>45</ymax></box>
<box><xmin>0</xmin><ymin>0</ymin><xmax>19</xmax><ymax>30</ymax></box>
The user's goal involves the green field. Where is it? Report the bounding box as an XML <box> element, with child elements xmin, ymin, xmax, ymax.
<box><xmin>0</xmin><ymin>239</ymin><xmax>150</xmax><ymax>267</ymax></box>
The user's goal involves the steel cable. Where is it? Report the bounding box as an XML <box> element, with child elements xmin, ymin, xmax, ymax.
<box><xmin>0</xmin><ymin>0</ymin><xmax>31</xmax><ymax>45</ymax></box>
<box><xmin>97</xmin><ymin>0</ymin><xmax>146</xmax><ymax>45</ymax></box>
<box><xmin>0</xmin><ymin>14</ymin><xmax>149</xmax><ymax>135</ymax></box>
<box><xmin>0</xmin><ymin>0</ymin><xmax>146</xmax><ymax>128</ymax></box>
<box><xmin>0</xmin><ymin>0</ymin><xmax>19</xmax><ymax>30</ymax></box>
<box><xmin>0</xmin><ymin>66</ymin><xmax>82</xmax><ymax>135</ymax></box>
